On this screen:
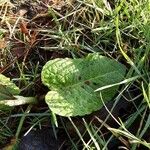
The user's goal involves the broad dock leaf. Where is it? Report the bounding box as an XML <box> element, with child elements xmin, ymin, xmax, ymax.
<box><xmin>42</xmin><ymin>53</ymin><xmax>126</xmax><ymax>116</ymax></box>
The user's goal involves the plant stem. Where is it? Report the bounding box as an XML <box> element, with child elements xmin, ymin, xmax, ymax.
<box><xmin>0</xmin><ymin>96</ymin><xmax>37</xmax><ymax>107</ymax></box>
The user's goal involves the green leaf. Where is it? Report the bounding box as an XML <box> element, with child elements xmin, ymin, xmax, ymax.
<box><xmin>0</xmin><ymin>74</ymin><xmax>20</xmax><ymax>100</ymax></box>
<box><xmin>0</xmin><ymin>74</ymin><xmax>20</xmax><ymax>111</ymax></box>
<box><xmin>42</xmin><ymin>53</ymin><xmax>126</xmax><ymax>116</ymax></box>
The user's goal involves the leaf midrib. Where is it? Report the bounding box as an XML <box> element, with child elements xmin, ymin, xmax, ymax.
<box><xmin>53</xmin><ymin>70</ymin><xmax>123</xmax><ymax>91</ymax></box>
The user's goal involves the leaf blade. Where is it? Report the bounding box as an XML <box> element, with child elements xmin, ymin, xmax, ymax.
<box><xmin>0</xmin><ymin>74</ymin><xmax>20</xmax><ymax>100</ymax></box>
<box><xmin>42</xmin><ymin>53</ymin><xmax>126</xmax><ymax>116</ymax></box>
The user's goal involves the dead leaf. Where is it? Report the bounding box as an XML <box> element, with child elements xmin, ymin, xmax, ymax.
<box><xmin>51</xmin><ymin>0</ymin><xmax>65</xmax><ymax>10</ymax></box>
<box><xmin>11</xmin><ymin>42</ymin><xmax>26</xmax><ymax>58</ymax></box>
<box><xmin>20</xmin><ymin>20</ymin><xmax>29</xmax><ymax>35</ymax></box>
<box><xmin>0</xmin><ymin>39</ymin><xmax>7</xmax><ymax>49</ymax></box>
<box><xmin>19</xmin><ymin>9</ymin><xmax>27</xmax><ymax>16</ymax></box>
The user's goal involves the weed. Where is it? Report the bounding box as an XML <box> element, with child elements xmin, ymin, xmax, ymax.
<box><xmin>0</xmin><ymin>0</ymin><xmax>150</xmax><ymax>149</ymax></box>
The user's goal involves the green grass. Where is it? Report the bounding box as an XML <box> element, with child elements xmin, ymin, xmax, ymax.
<box><xmin>0</xmin><ymin>0</ymin><xmax>150</xmax><ymax>149</ymax></box>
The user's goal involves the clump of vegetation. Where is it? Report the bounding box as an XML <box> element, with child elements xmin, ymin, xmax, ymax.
<box><xmin>0</xmin><ymin>0</ymin><xmax>150</xmax><ymax>149</ymax></box>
